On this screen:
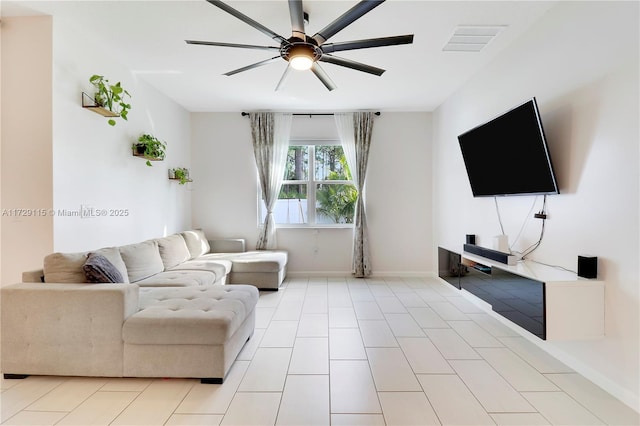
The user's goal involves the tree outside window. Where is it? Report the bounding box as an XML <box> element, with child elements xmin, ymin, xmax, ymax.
<box><xmin>261</xmin><ymin>143</ymin><xmax>357</xmax><ymax>226</ymax></box>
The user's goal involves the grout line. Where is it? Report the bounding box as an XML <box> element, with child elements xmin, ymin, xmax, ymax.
<box><xmin>3</xmin><ymin>276</ymin><xmax>631</xmax><ymax>426</ymax></box>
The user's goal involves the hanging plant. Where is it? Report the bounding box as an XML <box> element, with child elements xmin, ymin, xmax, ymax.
<box><xmin>173</xmin><ymin>167</ymin><xmax>190</xmax><ymax>184</ymax></box>
<box><xmin>89</xmin><ymin>74</ymin><xmax>131</xmax><ymax>126</ymax></box>
<box><xmin>133</xmin><ymin>134</ymin><xmax>166</xmax><ymax>166</ymax></box>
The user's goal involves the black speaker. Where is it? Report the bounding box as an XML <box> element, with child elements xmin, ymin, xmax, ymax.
<box><xmin>466</xmin><ymin>234</ymin><xmax>476</xmax><ymax>245</ymax></box>
<box><xmin>578</xmin><ymin>256</ymin><xmax>597</xmax><ymax>279</ymax></box>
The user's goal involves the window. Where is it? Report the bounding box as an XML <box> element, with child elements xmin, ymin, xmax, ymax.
<box><xmin>260</xmin><ymin>142</ymin><xmax>357</xmax><ymax>226</ymax></box>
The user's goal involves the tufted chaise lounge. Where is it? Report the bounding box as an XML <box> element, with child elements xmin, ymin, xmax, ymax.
<box><xmin>1</xmin><ymin>283</ymin><xmax>259</xmax><ymax>383</ymax></box>
<box><xmin>123</xmin><ymin>285</ymin><xmax>258</xmax><ymax>382</ymax></box>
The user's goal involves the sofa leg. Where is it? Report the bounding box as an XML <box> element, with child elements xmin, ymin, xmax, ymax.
<box><xmin>4</xmin><ymin>374</ymin><xmax>29</xmax><ymax>380</ymax></box>
<box><xmin>201</xmin><ymin>378</ymin><xmax>223</xmax><ymax>384</ymax></box>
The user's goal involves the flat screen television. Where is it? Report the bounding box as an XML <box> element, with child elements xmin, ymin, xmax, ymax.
<box><xmin>458</xmin><ymin>98</ymin><xmax>559</xmax><ymax>197</ymax></box>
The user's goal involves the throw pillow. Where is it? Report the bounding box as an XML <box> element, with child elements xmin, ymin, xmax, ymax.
<box><xmin>83</xmin><ymin>253</ymin><xmax>124</xmax><ymax>283</ymax></box>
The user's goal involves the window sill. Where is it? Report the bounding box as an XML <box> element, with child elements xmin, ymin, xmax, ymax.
<box><xmin>262</xmin><ymin>224</ymin><xmax>354</xmax><ymax>230</ymax></box>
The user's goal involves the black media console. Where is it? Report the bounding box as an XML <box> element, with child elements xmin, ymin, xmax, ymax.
<box><xmin>438</xmin><ymin>247</ymin><xmax>545</xmax><ymax>338</ymax></box>
<box><xmin>437</xmin><ymin>246</ymin><xmax>604</xmax><ymax>341</ymax></box>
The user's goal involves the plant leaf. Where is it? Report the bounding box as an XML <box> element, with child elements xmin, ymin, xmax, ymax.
<box><xmin>108</xmin><ymin>119</ymin><xmax>116</xmax><ymax>126</ymax></box>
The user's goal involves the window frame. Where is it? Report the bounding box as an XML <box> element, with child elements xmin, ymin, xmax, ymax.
<box><xmin>258</xmin><ymin>139</ymin><xmax>356</xmax><ymax>229</ymax></box>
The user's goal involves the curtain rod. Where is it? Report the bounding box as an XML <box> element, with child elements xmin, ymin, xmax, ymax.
<box><xmin>241</xmin><ymin>112</ymin><xmax>380</xmax><ymax>117</ymax></box>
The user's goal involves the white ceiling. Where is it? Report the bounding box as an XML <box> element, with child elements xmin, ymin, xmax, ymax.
<box><xmin>2</xmin><ymin>0</ymin><xmax>557</xmax><ymax>112</ymax></box>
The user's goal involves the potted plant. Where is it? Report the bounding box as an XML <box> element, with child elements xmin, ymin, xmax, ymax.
<box><xmin>133</xmin><ymin>134</ymin><xmax>166</xmax><ymax>166</ymax></box>
<box><xmin>173</xmin><ymin>167</ymin><xmax>190</xmax><ymax>184</ymax></box>
<box><xmin>89</xmin><ymin>74</ymin><xmax>131</xmax><ymax>126</ymax></box>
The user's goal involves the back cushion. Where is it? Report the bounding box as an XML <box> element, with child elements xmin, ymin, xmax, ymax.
<box><xmin>156</xmin><ymin>234</ymin><xmax>191</xmax><ymax>270</ymax></box>
<box><xmin>119</xmin><ymin>240</ymin><xmax>164</xmax><ymax>282</ymax></box>
<box><xmin>43</xmin><ymin>247</ymin><xmax>130</xmax><ymax>283</ymax></box>
<box><xmin>181</xmin><ymin>229</ymin><xmax>211</xmax><ymax>259</ymax></box>
<box><xmin>43</xmin><ymin>252</ymin><xmax>87</xmax><ymax>283</ymax></box>
<box><xmin>94</xmin><ymin>247</ymin><xmax>130</xmax><ymax>283</ymax></box>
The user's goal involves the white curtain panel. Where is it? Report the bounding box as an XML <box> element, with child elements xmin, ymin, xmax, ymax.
<box><xmin>335</xmin><ymin>114</ymin><xmax>358</xmax><ymax>188</ymax></box>
<box><xmin>335</xmin><ymin>112</ymin><xmax>375</xmax><ymax>277</ymax></box>
<box><xmin>250</xmin><ymin>112</ymin><xmax>293</xmax><ymax>250</ymax></box>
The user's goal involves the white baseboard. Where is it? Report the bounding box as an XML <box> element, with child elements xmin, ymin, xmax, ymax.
<box><xmin>287</xmin><ymin>271</ymin><xmax>351</xmax><ymax>278</ymax></box>
<box><xmin>286</xmin><ymin>271</ymin><xmax>434</xmax><ymax>279</ymax></box>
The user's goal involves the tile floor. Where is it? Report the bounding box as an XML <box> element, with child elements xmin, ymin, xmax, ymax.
<box><xmin>1</xmin><ymin>276</ymin><xmax>638</xmax><ymax>425</ymax></box>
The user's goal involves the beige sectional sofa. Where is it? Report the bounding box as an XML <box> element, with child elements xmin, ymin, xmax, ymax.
<box><xmin>28</xmin><ymin>230</ymin><xmax>288</xmax><ymax>290</ymax></box>
<box><xmin>0</xmin><ymin>230</ymin><xmax>287</xmax><ymax>383</ymax></box>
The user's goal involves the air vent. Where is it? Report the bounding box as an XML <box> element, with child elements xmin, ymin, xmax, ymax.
<box><xmin>443</xmin><ymin>25</ymin><xmax>506</xmax><ymax>52</ymax></box>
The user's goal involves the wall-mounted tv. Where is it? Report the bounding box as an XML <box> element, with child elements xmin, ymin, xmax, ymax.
<box><xmin>458</xmin><ymin>98</ymin><xmax>559</xmax><ymax>197</ymax></box>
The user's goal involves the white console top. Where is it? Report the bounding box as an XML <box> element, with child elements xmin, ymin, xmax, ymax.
<box><xmin>460</xmin><ymin>248</ymin><xmax>602</xmax><ymax>285</ymax></box>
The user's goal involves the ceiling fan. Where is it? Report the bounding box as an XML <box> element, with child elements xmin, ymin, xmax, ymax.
<box><xmin>186</xmin><ymin>0</ymin><xmax>414</xmax><ymax>91</ymax></box>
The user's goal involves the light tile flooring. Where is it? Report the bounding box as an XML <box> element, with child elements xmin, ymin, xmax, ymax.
<box><xmin>1</xmin><ymin>276</ymin><xmax>638</xmax><ymax>426</ymax></box>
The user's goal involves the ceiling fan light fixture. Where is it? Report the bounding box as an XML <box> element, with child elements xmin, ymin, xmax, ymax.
<box><xmin>290</xmin><ymin>54</ymin><xmax>314</xmax><ymax>70</ymax></box>
<box><xmin>287</xmin><ymin>44</ymin><xmax>316</xmax><ymax>70</ymax></box>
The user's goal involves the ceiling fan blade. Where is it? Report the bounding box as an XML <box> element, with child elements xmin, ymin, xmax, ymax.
<box><xmin>275</xmin><ymin>65</ymin><xmax>293</xmax><ymax>91</ymax></box>
<box><xmin>312</xmin><ymin>0</ymin><xmax>385</xmax><ymax>45</ymax></box>
<box><xmin>288</xmin><ymin>0</ymin><xmax>305</xmax><ymax>39</ymax></box>
<box><xmin>186</xmin><ymin>40</ymin><xmax>280</xmax><ymax>51</ymax></box>
<box><xmin>319</xmin><ymin>54</ymin><xmax>385</xmax><ymax>76</ymax></box>
<box><xmin>310</xmin><ymin>63</ymin><xmax>337</xmax><ymax>91</ymax></box>
<box><xmin>206</xmin><ymin>0</ymin><xmax>288</xmax><ymax>45</ymax></box>
<box><xmin>321</xmin><ymin>34</ymin><xmax>414</xmax><ymax>53</ymax></box>
<box><xmin>224</xmin><ymin>56</ymin><xmax>282</xmax><ymax>76</ymax></box>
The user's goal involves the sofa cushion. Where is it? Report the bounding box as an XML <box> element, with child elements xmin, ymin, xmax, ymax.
<box><xmin>43</xmin><ymin>247</ymin><xmax>130</xmax><ymax>284</ymax></box>
<box><xmin>199</xmin><ymin>251</ymin><xmax>287</xmax><ymax>273</ymax></box>
<box><xmin>181</xmin><ymin>229</ymin><xmax>211</xmax><ymax>259</ymax></box>
<box><xmin>170</xmin><ymin>259</ymin><xmax>232</xmax><ymax>277</ymax></box>
<box><xmin>124</xmin><ymin>285</ymin><xmax>259</xmax><ymax>345</ymax></box>
<box><xmin>43</xmin><ymin>252</ymin><xmax>87</xmax><ymax>283</ymax></box>
<box><xmin>83</xmin><ymin>253</ymin><xmax>124</xmax><ymax>283</ymax></box>
<box><xmin>94</xmin><ymin>247</ymin><xmax>130</xmax><ymax>284</ymax></box>
<box><xmin>134</xmin><ymin>270</ymin><xmax>216</xmax><ymax>287</ymax></box>
<box><xmin>119</xmin><ymin>240</ymin><xmax>164</xmax><ymax>283</ymax></box>
<box><xmin>156</xmin><ymin>234</ymin><xmax>191</xmax><ymax>270</ymax></box>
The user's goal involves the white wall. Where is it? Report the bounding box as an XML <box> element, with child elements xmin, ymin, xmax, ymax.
<box><xmin>51</xmin><ymin>14</ymin><xmax>192</xmax><ymax>252</ymax></box>
<box><xmin>432</xmin><ymin>1</ymin><xmax>639</xmax><ymax>409</ymax></box>
<box><xmin>1</xmin><ymin>16</ymin><xmax>54</xmax><ymax>285</ymax></box>
<box><xmin>1</xmin><ymin>12</ymin><xmax>192</xmax><ymax>279</ymax></box>
<box><xmin>191</xmin><ymin>112</ymin><xmax>432</xmax><ymax>275</ymax></box>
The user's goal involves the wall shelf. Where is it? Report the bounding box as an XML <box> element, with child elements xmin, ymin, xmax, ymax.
<box><xmin>168</xmin><ymin>168</ymin><xmax>191</xmax><ymax>184</ymax></box>
<box><xmin>82</xmin><ymin>92</ymin><xmax>118</xmax><ymax>117</ymax></box>
<box><xmin>132</xmin><ymin>152</ymin><xmax>163</xmax><ymax>162</ymax></box>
